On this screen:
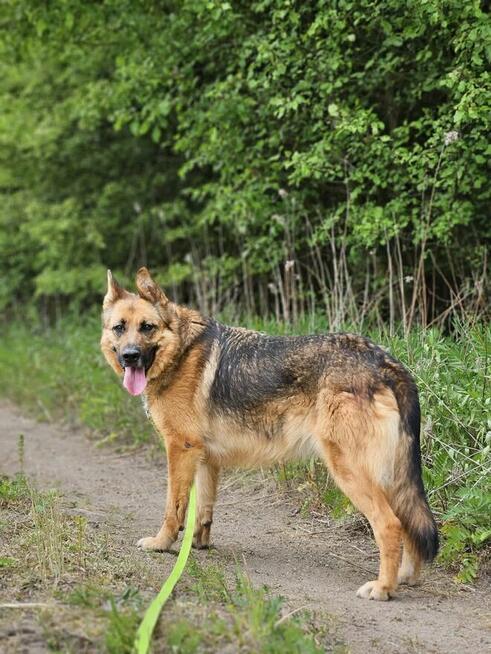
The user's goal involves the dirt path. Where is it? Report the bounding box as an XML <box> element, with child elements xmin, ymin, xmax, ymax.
<box><xmin>1</xmin><ymin>402</ymin><xmax>490</xmax><ymax>654</ymax></box>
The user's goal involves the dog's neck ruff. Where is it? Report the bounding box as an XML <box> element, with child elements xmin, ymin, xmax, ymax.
<box><xmin>141</xmin><ymin>394</ymin><xmax>151</xmax><ymax>419</ymax></box>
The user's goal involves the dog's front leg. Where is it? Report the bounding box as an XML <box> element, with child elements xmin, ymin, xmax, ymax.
<box><xmin>193</xmin><ymin>459</ymin><xmax>220</xmax><ymax>549</ymax></box>
<box><xmin>137</xmin><ymin>433</ymin><xmax>203</xmax><ymax>551</ymax></box>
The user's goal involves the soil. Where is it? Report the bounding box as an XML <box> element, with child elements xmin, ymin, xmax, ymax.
<box><xmin>1</xmin><ymin>401</ymin><xmax>490</xmax><ymax>654</ymax></box>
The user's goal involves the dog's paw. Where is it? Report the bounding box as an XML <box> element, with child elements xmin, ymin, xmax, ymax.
<box><xmin>356</xmin><ymin>580</ymin><xmax>394</xmax><ymax>601</ymax></box>
<box><xmin>193</xmin><ymin>521</ymin><xmax>212</xmax><ymax>550</ymax></box>
<box><xmin>192</xmin><ymin>535</ymin><xmax>210</xmax><ymax>550</ymax></box>
<box><xmin>137</xmin><ymin>535</ymin><xmax>173</xmax><ymax>551</ymax></box>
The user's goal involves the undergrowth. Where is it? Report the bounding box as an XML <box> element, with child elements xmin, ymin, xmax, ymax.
<box><xmin>0</xmin><ymin>316</ymin><xmax>489</xmax><ymax>580</ymax></box>
<box><xmin>0</xmin><ymin>315</ymin><xmax>153</xmax><ymax>446</ymax></box>
<box><xmin>157</xmin><ymin>555</ymin><xmax>333</xmax><ymax>654</ymax></box>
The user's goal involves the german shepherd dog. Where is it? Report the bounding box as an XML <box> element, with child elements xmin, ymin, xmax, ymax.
<box><xmin>101</xmin><ymin>268</ymin><xmax>438</xmax><ymax>601</ymax></box>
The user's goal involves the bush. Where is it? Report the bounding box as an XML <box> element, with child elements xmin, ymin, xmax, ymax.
<box><xmin>0</xmin><ymin>1</ymin><xmax>489</xmax><ymax>324</ymax></box>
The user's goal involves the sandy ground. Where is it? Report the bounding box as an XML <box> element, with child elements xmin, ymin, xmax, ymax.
<box><xmin>1</xmin><ymin>401</ymin><xmax>490</xmax><ymax>654</ymax></box>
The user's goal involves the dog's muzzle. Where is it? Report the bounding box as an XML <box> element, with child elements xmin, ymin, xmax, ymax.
<box><xmin>119</xmin><ymin>345</ymin><xmax>157</xmax><ymax>372</ymax></box>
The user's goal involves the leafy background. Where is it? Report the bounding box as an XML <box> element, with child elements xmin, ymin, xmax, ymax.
<box><xmin>1</xmin><ymin>0</ymin><xmax>489</xmax><ymax>325</ymax></box>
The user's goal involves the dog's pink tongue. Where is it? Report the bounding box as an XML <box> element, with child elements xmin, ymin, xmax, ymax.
<box><xmin>123</xmin><ymin>367</ymin><xmax>147</xmax><ymax>396</ymax></box>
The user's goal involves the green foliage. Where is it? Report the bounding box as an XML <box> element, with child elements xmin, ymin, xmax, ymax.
<box><xmin>67</xmin><ymin>583</ymin><xmax>113</xmax><ymax>609</ymax></box>
<box><xmin>439</xmin><ymin>487</ymin><xmax>491</xmax><ymax>582</ymax></box>
<box><xmin>383</xmin><ymin>323</ymin><xmax>491</xmax><ymax>574</ymax></box>
<box><xmin>105</xmin><ymin>599</ymin><xmax>141</xmax><ymax>654</ymax></box>
<box><xmin>322</xmin><ymin>487</ymin><xmax>354</xmax><ymax>519</ymax></box>
<box><xmin>0</xmin><ymin>1</ymin><xmax>489</xmax><ymax>321</ymax></box>
<box><xmin>187</xmin><ymin>555</ymin><xmax>231</xmax><ymax>604</ymax></box>
<box><xmin>165</xmin><ymin>561</ymin><xmax>325</xmax><ymax>653</ymax></box>
<box><xmin>0</xmin><ymin>474</ymin><xmax>29</xmax><ymax>506</ymax></box>
<box><xmin>166</xmin><ymin>621</ymin><xmax>202</xmax><ymax>654</ymax></box>
<box><xmin>29</xmin><ymin>487</ymin><xmax>68</xmax><ymax>583</ymax></box>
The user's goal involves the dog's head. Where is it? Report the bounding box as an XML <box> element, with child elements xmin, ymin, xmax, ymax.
<box><xmin>100</xmin><ymin>267</ymin><xmax>198</xmax><ymax>396</ymax></box>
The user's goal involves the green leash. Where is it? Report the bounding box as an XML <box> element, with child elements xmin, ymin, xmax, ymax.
<box><xmin>133</xmin><ymin>484</ymin><xmax>197</xmax><ymax>654</ymax></box>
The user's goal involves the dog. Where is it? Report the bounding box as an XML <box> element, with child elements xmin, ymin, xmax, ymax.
<box><xmin>100</xmin><ymin>267</ymin><xmax>438</xmax><ymax>601</ymax></box>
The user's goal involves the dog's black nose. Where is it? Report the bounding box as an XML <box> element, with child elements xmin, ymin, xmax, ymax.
<box><xmin>121</xmin><ymin>347</ymin><xmax>141</xmax><ymax>365</ymax></box>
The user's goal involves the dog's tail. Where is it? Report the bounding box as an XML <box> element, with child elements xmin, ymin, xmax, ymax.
<box><xmin>388</xmin><ymin>381</ymin><xmax>439</xmax><ymax>562</ymax></box>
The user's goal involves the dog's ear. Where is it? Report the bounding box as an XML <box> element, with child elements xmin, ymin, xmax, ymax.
<box><xmin>136</xmin><ymin>267</ymin><xmax>169</xmax><ymax>304</ymax></box>
<box><xmin>103</xmin><ymin>270</ymin><xmax>128</xmax><ymax>308</ymax></box>
<box><xmin>136</xmin><ymin>267</ymin><xmax>176</xmax><ymax>323</ymax></box>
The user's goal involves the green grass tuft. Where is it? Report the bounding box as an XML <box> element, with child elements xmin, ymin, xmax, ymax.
<box><xmin>0</xmin><ymin>474</ymin><xmax>30</xmax><ymax>505</ymax></box>
<box><xmin>105</xmin><ymin>599</ymin><xmax>141</xmax><ymax>654</ymax></box>
<box><xmin>162</xmin><ymin>562</ymin><xmax>327</xmax><ymax>653</ymax></box>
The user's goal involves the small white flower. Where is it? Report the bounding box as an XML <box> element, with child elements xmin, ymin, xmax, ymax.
<box><xmin>444</xmin><ymin>130</ymin><xmax>459</xmax><ymax>146</ymax></box>
<box><xmin>284</xmin><ymin>260</ymin><xmax>295</xmax><ymax>272</ymax></box>
<box><xmin>423</xmin><ymin>417</ymin><xmax>433</xmax><ymax>434</ymax></box>
<box><xmin>404</xmin><ymin>275</ymin><xmax>414</xmax><ymax>283</ymax></box>
<box><xmin>278</xmin><ymin>188</ymin><xmax>289</xmax><ymax>199</ymax></box>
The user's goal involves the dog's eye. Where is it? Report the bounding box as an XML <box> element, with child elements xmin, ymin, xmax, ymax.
<box><xmin>140</xmin><ymin>322</ymin><xmax>155</xmax><ymax>333</ymax></box>
<box><xmin>112</xmin><ymin>323</ymin><xmax>125</xmax><ymax>335</ymax></box>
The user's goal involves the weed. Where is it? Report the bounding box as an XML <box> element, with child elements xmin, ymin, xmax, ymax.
<box><xmin>0</xmin><ymin>474</ymin><xmax>29</xmax><ymax>505</ymax></box>
<box><xmin>1</xmin><ymin>475</ymin><xmax>91</xmax><ymax>585</ymax></box>
<box><xmin>0</xmin><ymin>473</ymin><xmax>151</xmax><ymax>653</ymax></box>
<box><xmin>29</xmin><ymin>488</ymin><xmax>67</xmax><ymax>583</ymax></box>
<box><xmin>105</xmin><ymin>598</ymin><xmax>140</xmax><ymax>654</ymax></box>
<box><xmin>161</xmin><ymin>563</ymin><xmax>328</xmax><ymax>653</ymax></box>
<box><xmin>67</xmin><ymin>582</ymin><xmax>112</xmax><ymax>609</ymax></box>
<box><xmin>17</xmin><ymin>433</ymin><xmax>25</xmax><ymax>473</ymax></box>
<box><xmin>166</xmin><ymin>619</ymin><xmax>202</xmax><ymax>654</ymax></box>
<box><xmin>73</xmin><ymin>514</ymin><xmax>88</xmax><ymax>570</ymax></box>
<box><xmin>187</xmin><ymin>555</ymin><xmax>231</xmax><ymax>603</ymax></box>
<box><xmin>322</xmin><ymin>488</ymin><xmax>354</xmax><ymax>519</ymax></box>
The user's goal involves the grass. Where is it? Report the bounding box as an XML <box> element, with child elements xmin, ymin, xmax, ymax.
<box><xmin>0</xmin><ymin>468</ymin><xmax>336</xmax><ymax>653</ymax></box>
<box><xmin>30</xmin><ymin>488</ymin><xmax>67</xmax><ymax>583</ymax></box>
<box><xmin>176</xmin><ymin>556</ymin><xmax>334</xmax><ymax>654</ymax></box>
<box><xmin>0</xmin><ymin>461</ymin><xmax>153</xmax><ymax>652</ymax></box>
<box><xmin>0</xmin><ymin>315</ymin><xmax>489</xmax><ymax>581</ymax></box>
<box><xmin>0</xmin><ymin>315</ymin><xmax>153</xmax><ymax>447</ymax></box>
<box><xmin>1</xmin><ymin>473</ymin><xmax>87</xmax><ymax>586</ymax></box>
<box><xmin>0</xmin><ymin>473</ymin><xmax>30</xmax><ymax>505</ymax></box>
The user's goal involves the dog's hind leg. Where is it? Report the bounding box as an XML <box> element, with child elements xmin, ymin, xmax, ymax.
<box><xmin>193</xmin><ymin>459</ymin><xmax>220</xmax><ymax>549</ymax></box>
<box><xmin>138</xmin><ymin>433</ymin><xmax>203</xmax><ymax>551</ymax></box>
<box><xmin>320</xmin><ymin>440</ymin><xmax>402</xmax><ymax>601</ymax></box>
<box><xmin>398</xmin><ymin>529</ymin><xmax>421</xmax><ymax>586</ymax></box>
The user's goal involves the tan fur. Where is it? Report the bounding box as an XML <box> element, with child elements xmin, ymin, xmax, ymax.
<box><xmin>100</xmin><ymin>268</ymin><xmax>435</xmax><ymax>601</ymax></box>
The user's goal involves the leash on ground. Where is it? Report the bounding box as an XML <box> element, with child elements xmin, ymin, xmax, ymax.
<box><xmin>133</xmin><ymin>484</ymin><xmax>197</xmax><ymax>654</ymax></box>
